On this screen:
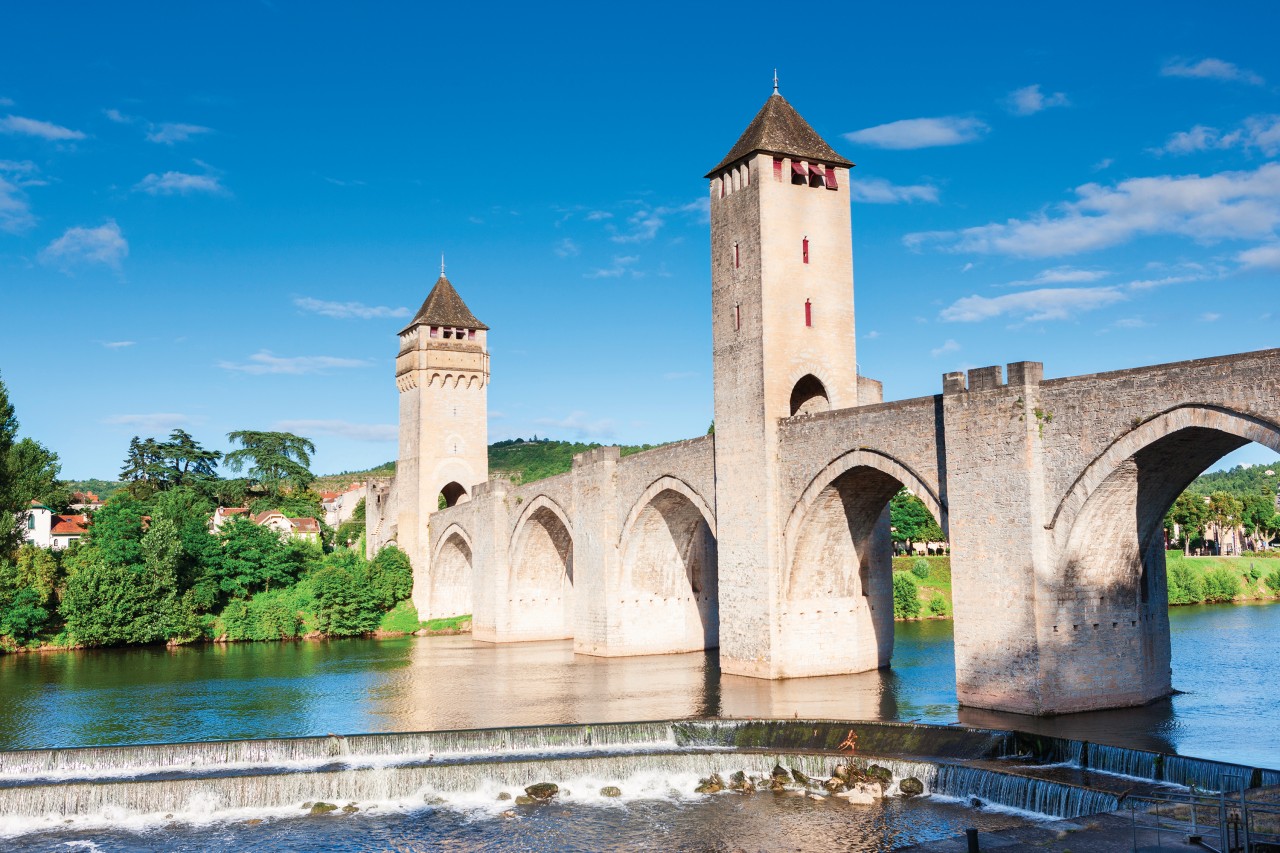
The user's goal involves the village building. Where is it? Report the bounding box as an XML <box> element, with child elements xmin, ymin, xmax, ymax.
<box><xmin>22</xmin><ymin>501</ymin><xmax>87</xmax><ymax>550</ymax></box>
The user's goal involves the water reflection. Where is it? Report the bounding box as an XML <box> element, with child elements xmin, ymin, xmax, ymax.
<box><xmin>0</xmin><ymin>604</ymin><xmax>1276</xmax><ymax>771</ymax></box>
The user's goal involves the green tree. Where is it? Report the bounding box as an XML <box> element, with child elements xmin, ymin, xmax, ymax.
<box><xmin>367</xmin><ymin>546</ymin><xmax>413</xmax><ymax>609</ymax></box>
<box><xmin>119</xmin><ymin>436</ymin><xmax>165</xmax><ymax>498</ymax></box>
<box><xmin>11</xmin><ymin>544</ymin><xmax>60</xmax><ymax>605</ymax></box>
<box><xmin>7</xmin><ymin>438</ymin><xmax>70</xmax><ymax>513</ymax></box>
<box><xmin>1241</xmin><ymin>492</ymin><xmax>1278</xmax><ymax>549</ymax></box>
<box><xmin>1207</xmin><ymin>491</ymin><xmax>1243</xmax><ymax>554</ymax></box>
<box><xmin>312</xmin><ymin>559</ymin><xmax>380</xmax><ymax>637</ymax></box>
<box><xmin>890</xmin><ymin>489</ymin><xmax>944</xmax><ymax>552</ymax></box>
<box><xmin>85</xmin><ymin>495</ymin><xmax>148</xmax><ymax>568</ymax></box>
<box><xmin>224</xmin><ymin>431</ymin><xmax>316</xmax><ymax>496</ymax></box>
<box><xmin>0</xmin><ymin>372</ymin><xmax>23</xmax><ymax>555</ymax></box>
<box><xmin>1167</xmin><ymin>558</ymin><xmax>1206</xmax><ymax>604</ymax></box>
<box><xmin>892</xmin><ymin>572</ymin><xmax>920</xmax><ymax>619</ymax></box>
<box><xmin>214</xmin><ymin>517</ymin><xmax>307</xmax><ymax>600</ymax></box>
<box><xmin>1166</xmin><ymin>492</ymin><xmax>1210</xmax><ymax>554</ymax></box>
<box><xmin>157</xmin><ymin>429</ymin><xmax>221</xmax><ymax>490</ymax></box>
<box><xmin>60</xmin><ymin>537</ymin><xmax>182</xmax><ymax>647</ymax></box>
<box><xmin>1202</xmin><ymin>566</ymin><xmax>1241</xmax><ymax>603</ymax></box>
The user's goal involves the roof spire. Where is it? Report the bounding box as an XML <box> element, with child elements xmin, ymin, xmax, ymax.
<box><xmin>773</xmin><ymin>68</ymin><xmax>779</xmax><ymax>95</ymax></box>
<box><xmin>440</xmin><ymin>253</ymin><xmax>446</xmax><ymax>277</ymax></box>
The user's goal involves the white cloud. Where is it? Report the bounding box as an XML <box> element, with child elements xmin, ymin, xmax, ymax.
<box><xmin>146</xmin><ymin>122</ymin><xmax>212</xmax><ymax>144</ymax></box>
<box><xmin>930</xmin><ymin>339</ymin><xmax>961</xmax><ymax>357</ymax></box>
<box><xmin>217</xmin><ymin>351</ymin><xmax>371</xmax><ymax>375</ymax></box>
<box><xmin>39</xmin><ymin>220</ymin><xmax>128</xmax><ymax>270</ymax></box>
<box><xmin>850</xmin><ymin>177</ymin><xmax>939</xmax><ymax>204</ymax></box>
<box><xmin>1238</xmin><ymin>243</ymin><xmax>1280</xmax><ymax>269</ymax></box>
<box><xmin>585</xmin><ymin>210</ymin><xmax>613</xmax><ymax>221</ymax></box>
<box><xmin>864</xmin><ymin>330</ymin><xmax>881</xmax><ymax>339</ymax></box>
<box><xmin>1201</xmin><ymin>312</ymin><xmax>1222</xmax><ymax>322</ymax></box>
<box><xmin>534</xmin><ymin>410</ymin><xmax>617</xmax><ymax>440</ymax></box>
<box><xmin>941</xmin><ymin>286</ymin><xmax>1126</xmax><ymax>323</ymax></box>
<box><xmin>554</xmin><ymin>237</ymin><xmax>580</xmax><ymax>258</ymax></box>
<box><xmin>102</xmin><ymin>413</ymin><xmax>194</xmax><ymax>432</ymax></box>
<box><xmin>1006</xmin><ymin>84</ymin><xmax>1069</xmax><ymax>116</ymax></box>
<box><xmin>293</xmin><ymin>297</ymin><xmax>409</xmax><ymax>319</ymax></box>
<box><xmin>844</xmin><ymin>117</ymin><xmax>988</xmax><ymax>150</ymax></box>
<box><xmin>1156</xmin><ymin>115</ymin><xmax>1280</xmax><ymax>157</ymax></box>
<box><xmin>274</xmin><ymin>419</ymin><xmax>397</xmax><ymax>442</ymax></box>
<box><xmin>134</xmin><ymin>170</ymin><xmax>227</xmax><ymax>196</ymax></box>
<box><xmin>585</xmin><ymin>255</ymin><xmax>640</xmax><ymax>279</ymax></box>
<box><xmin>1122</xmin><ymin>273</ymin><xmax>1203</xmax><ymax>291</ymax></box>
<box><xmin>0</xmin><ymin>175</ymin><xmax>34</xmax><ymax>233</ymax></box>
<box><xmin>1008</xmin><ymin>266</ymin><xmax>1110</xmax><ymax>286</ymax></box>
<box><xmin>608</xmin><ymin>198</ymin><xmax>708</xmax><ymax>243</ymax></box>
<box><xmin>0</xmin><ymin>114</ymin><xmax>85</xmax><ymax>141</ymax></box>
<box><xmin>0</xmin><ymin>97</ymin><xmax>13</xmax><ymax>107</ymax></box>
<box><xmin>104</xmin><ymin>108</ymin><xmax>132</xmax><ymax>123</ymax></box>
<box><xmin>101</xmin><ymin>340</ymin><xmax>136</xmax><ymax>349</ymax></box>
<box><xmin>1162</xmin><ymin>57</ymin><xmax>1264</xmax><ymax>86</ymax></box>
<box><xmin>1093</xmin><ymin>158</ymin><xmax>1114</xmax><ymax>171</ymax></box>
<box><xmin>905</xmin><ymin>163</ymin><xmax>1280</xmax><ymax>258</ymax></box>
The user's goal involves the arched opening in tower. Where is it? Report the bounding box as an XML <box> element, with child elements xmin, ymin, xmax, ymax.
<box><xmin>789</xmin><ymin>374</ymin><xmax>830</xmax><ymax>416</ymax></box>
<box><xmin>509</xmin><ymin>505</ymin><xmax>574</xmax><ymax>641</ymax></box>
<box><xmin>619</xmin><ymin>488</ymin><xmax>719</xmax><ymax>653</ymax></box>
<box><xmin>785</xmin><ymin>465</ymin><xmax>944</xmax><ymax>676</ymax></box>
<box><xmin>1049</xmin><ymin>418</ymin><xmax>1280</xmax><ymax>710</ymax></box>
<box><xmin>438</xmin><ymin>481</ymin><xmax>468</xmax><ymax>509</ymax></box>
<box><xmin>430</xmin><ymin>532</ymin><xmax>472</xmax><ymax>620</ymax></box>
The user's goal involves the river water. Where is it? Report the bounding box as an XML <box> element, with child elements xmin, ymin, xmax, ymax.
<box><xmin>2</xmin><ymin>602</ymin><xmax>1275</xmax><ymax>769</ymax></box>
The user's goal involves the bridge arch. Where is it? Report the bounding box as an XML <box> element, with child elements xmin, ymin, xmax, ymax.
<box><xmin>780</xmin><ymin>449</ymin><xmax>947</xmax><ymax>676</ymax></box>
<box><xmin>1045</xmin><ymin>404</ymin><xmax>1280</xmax><ymax>707</ymax></box>
<box><xmin>429</xmin><ymin>524</ymin><xmax>473</xmax><ymax>619</ymax></box>
<box><xmin>507</xmin><ymin>495</ymin><xmax>575</xmax><ymax>640</ymax></box>
<box><xmin>616</xmin><ymin>476</ymin><xmax>718</xmax><ymax>652</ymax></box>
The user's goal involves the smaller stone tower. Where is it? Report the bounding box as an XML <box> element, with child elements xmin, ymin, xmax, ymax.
<box><xmin>392</xmin><ymin>271</ymin><xmax>489</xmax><ymax>616</ymax></box>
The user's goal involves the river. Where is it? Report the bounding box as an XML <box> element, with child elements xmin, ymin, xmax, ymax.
<box><xmin>2</xmin><ymin>602</ymin><xmax>1275</xmax><ymax>770</ymax></box>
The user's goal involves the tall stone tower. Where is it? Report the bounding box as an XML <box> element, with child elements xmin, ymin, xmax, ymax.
<box><xmin>393</xmin><ymin>271</ymin><xmax>489</xmax><ymax>616</ymax></box>
<box><xmin>707</xmin><ymin>87</ymin><xmax>861</xmax><ymax>677</ymax></box>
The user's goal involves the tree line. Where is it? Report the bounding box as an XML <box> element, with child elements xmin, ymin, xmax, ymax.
<box><xmin>0</xmin><ymin>372</ymin><xmax>411</xmax><ymax>652</ymax></box>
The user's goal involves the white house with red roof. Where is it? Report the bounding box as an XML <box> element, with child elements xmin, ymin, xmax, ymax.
<box><xmin>209</xmin><ymin>507</ymin><xmax>321</xmax><ymax>543</ymax></box>
<box><xmin>23</xmin><ymin>501</ymin><xmax>88</xmax><ymax>550</ymax></box>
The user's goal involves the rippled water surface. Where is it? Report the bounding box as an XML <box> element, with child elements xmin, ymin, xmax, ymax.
<box><xmin>1</xmin><ymin>604</ymin><xmax>1276</xmax><ymax>769</ymax></box>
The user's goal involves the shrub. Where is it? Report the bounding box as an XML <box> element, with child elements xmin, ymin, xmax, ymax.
<box><xmin>892</xmin><ymin>572</ymin><xmax>920</xmax><ymax>619</ymax></box>
<box><xmin>1267</xmin><ymin>569</ymin><xmax>1280</xmax><ymax>594</ymax></box>
<box><xmin>367</xmin><ymin>546</ymin><xmax>413</xmax><ymax>610</ymax></box>
<box><xmin>911</xmin><ymin>558</ymin><xmax>930</xmax><ymax>580</ymax></box>
<box><xmin>1167</xmin><ymin>559</ymin><xmax>1206</xmax><ymax>605</ymax></box>
<box><xmin>312</xmin><ymin>564</ymin><xmax>381</xmax><ymax>637</ymax></box>
<box><xmin>1202</xmin><ymin>567</ymin><xmax>1240</xmax><ymax>603</ymax></box>
<box><xmin>927</xmin><ymin>593</ymin><xmax>949</xmax><ymax>617</ymax></box>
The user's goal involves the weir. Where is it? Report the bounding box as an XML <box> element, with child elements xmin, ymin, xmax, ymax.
<box><xmin>2</xmin><ymin>719</ymin><xmax>1277</xmax><ymax>841</ymax></box>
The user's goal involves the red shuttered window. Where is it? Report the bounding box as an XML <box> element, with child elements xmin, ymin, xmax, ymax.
<box><xmin>773</xmin><ymin>157</ymin><xmax>783</xmax><ymax>181</ymax></box>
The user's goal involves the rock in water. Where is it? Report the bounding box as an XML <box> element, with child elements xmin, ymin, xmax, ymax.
<box><xmin>514</xmin><ymin>795</ymin><xmax>536</xmax><ymax>806</ymax></box>
<box><xmin>497</xmin><ymin>791</ymin><xmax>512</xmax><ymax>801</ymax></box>
<box><xmin>308</xmin><ymin>802</ymin><xmax>338</xmax><ymax>815</ymax></box>
<box><xmin>771</xmin><ymin>763</ymin><xmax>789</xmax><ymax>781</ymax></box>
<box><xmin>791</xmin><ymin>768</ymin><xmax>813</xmax><ymax>787</ymax></box>
<box><xmin>501</xmin><ymin>809</ymin><xmax>516</xmax><ymax>819</ymax></box>
<box><xmin>835</xmin><ymin>789</ymin><xmax>876</xmax><ymax>805</ymax></box>
<box><xmin>867</xmin><ymin>764</ymin><xmax>893</xmax><ymax>784</ymax></box>
<box><xmin>899</xmin><ymin>777</ymin><xmax>925</xmax><ymax>796</ymax></box>
<box><xmin>600</xmin><ymin>786</ymin><xmax>622</xmax><ymax>798</ymax></box>
<box><xmin>524</xmin><ymin>782</ymin><xmax>559</xmax><ymax>801</ymax></box>
<box><xmin>823</xmin><ymin>776</ymin><xmax>846</xmax><ymax>792</ymax></box>
<box><xmin>341</xmin><ymin>804</ymin><xmax>359</xmax><ymax>814</ymax></box>
<box><xmin>695</xmin><ymin>773</ymin><xmax>725</xmax><ymax>794</ymax></box>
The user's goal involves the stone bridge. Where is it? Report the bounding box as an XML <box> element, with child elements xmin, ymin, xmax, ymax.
<box><xmin>416</xmin><ymin>348</ymin><xmax>1280</xmax><ymax>716</ymax></box>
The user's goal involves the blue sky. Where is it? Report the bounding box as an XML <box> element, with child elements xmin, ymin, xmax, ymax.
<box><xmin>1</xmin><ymin>1</ymin><xmax>1277</xmax><ymax>479</ymax></box>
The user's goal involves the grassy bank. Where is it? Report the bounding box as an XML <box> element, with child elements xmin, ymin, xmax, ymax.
<box><xmin>378</xmin><ymin>601</ymin><xmax>472</xmax><ymax>635</ymax></box>
<box><xmin>890</xmin><ymin>553</ymin><xmax>1280</xmax><ymax>621</ymax></box>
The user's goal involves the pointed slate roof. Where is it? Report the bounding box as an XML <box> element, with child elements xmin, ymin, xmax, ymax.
<box><xmin>400</xmin><ymin>274</ymin><xmax>488</xmax><ymax>334</ymax></box>
<box><xmin>706</xmin><ymin>92</ymin><xmax>853</xmax><ymax>177</ymax></box>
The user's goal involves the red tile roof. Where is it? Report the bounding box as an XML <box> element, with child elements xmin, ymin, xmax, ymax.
<box><xmin>50</xmin><ymin>515</ymin><xmax>87</xmax><ymax>536</ymax></box>
<box><xmin>290</xmin><ymin>517</ymin><xmax>320</xmax><ymax>533</ymax></box>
